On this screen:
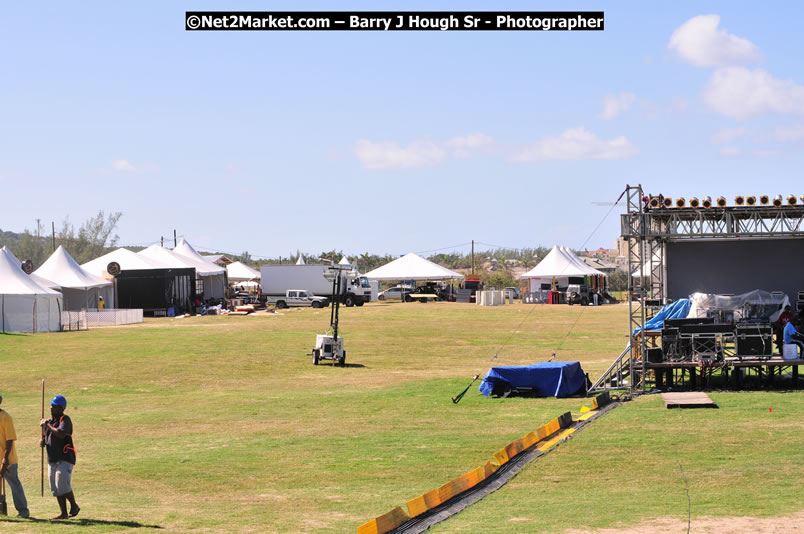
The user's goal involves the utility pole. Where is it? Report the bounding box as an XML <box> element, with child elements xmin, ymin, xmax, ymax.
<box><xmin>471</xmin><ymin>240</ymin><xmax>475</xmax><ymax>275</ymax></box>
<box><xmin>51</xmin><ymin>222</ymin><xmax>56</xmax><ymax>252</ymax></box>
<box><xmin>161</xmin><ymin>236</ymin><xmax>164</xmax><ymax>247</ymax></box>
<box><xmin>174</xmin><ymin>229</ymin><xmax>177</xmax><ymax>247</ymax></box>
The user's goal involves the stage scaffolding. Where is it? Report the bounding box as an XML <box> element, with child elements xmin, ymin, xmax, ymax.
<box><xmin>588</xmin><ymin>185</ymin><xmax>804</xmax><ymax>394</ymax></box>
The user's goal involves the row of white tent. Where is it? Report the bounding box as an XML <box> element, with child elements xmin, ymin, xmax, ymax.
<box><xmin>1</xmin><ymin>241</ymin><xmax>603</xmax><ymax>333</ymax></box>
<box><xmin>0</xmin><ymin>238</ymin><xmax>264</xmax><ymax>333</ymax></box>
<box><xmin>359</xmin><ymin>247</ymin><xmax>605</xmax><ymax>285</ymax></box>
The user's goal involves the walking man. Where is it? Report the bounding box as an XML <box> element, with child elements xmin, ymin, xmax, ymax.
<box><xmin>40</xmin><ymin>395</ymin><xmax>79</xmax><ymax>520</ymax></box>
<box><xmin>0</xmin><ymin>394</ymin><xmax>30</xmax><ymax>518</ymax></box>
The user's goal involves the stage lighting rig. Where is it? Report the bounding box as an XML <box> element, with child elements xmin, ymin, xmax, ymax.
<box><xmin>735</xmin><ymin>195</ymin><xmax>744</xmax><ymax>205</ymax></box>
<box><xmin>717</xmin><ymin>196</ymin><xmax>727</xmax><ymax>207</ymax></box>
<box><xmin>746</xmin><ymin>195</ymin><xmax>757</xmax><ymax>206</ymax></box>
<box><xmin>702</xmin><ymin>196</ymin><xmax>713</xmax><ymax>208</ymax></box>
<box><xmin>675</xmin><ymin>197</ymin><xmax>686</xmax><ymax>208</ymax></box>
<box><xmin>760</xmin><ymin>194</ymin><xmax>770</xmax><ymax>205</ymax></box>
<box><xmin>787</xmin><ymin>195</ymin><xmax>798</xmax><ymax>205</ymax></box>
<box><xmin>689</xmin><ymin>197</ymin><xmax>700</xmax><ymax>208</ymax></box>
<box><xmin>773</xmin><ymin>195</ymin><xmax>783</xmax><ymax>207</ymax></box>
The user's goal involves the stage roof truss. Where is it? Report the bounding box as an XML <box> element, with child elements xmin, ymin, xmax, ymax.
<box><xmin>624</xmin><ymin>206</ymin><xmax>804</xmax><ymax>240</ymax></box>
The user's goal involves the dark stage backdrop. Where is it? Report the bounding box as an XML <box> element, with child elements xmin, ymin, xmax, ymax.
<box><xmin>666</xmin><ymin>239</ymin><xmax>804</xmax><ymax>301</ymax></box>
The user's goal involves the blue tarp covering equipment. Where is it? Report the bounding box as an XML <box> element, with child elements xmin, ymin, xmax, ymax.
<box><xmin>633</xmin><ymin>298</ymin><xmax>691</xmax><ymax>334</ymax></box>
<box><xmin>479</xmin><ymin>361</ymin><xmax>587</xmax><ymax>398</ymax></box>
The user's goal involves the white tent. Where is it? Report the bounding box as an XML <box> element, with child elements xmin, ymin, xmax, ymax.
<box><xmin>227</xmin><ymin>261</ymin><xmax>260</xmax><ymax>282</ymax></box>
<box><xmin>296</xmin><ymin>256</ymin><xmax>305</xmax><ymax>265</ymax></box>
<box><xmin>520</xmin><ymin>245</ymin><xmax>605</xmax><ymax>292</ymax></box>
<box><xmin>560</xmin><ymin>246</ymin><xmax>603</xmax><ymax>276</ymax></box>
<box><xmin>33</xmin><ymin>246</ymin><xmax>114</xmax><ymax>310</ymax></box>
<box><xmin>82</xmin><ymin>247</ymin><xmax>169</xmax><ymax>276</ymax></box>
<box><xmin>0</xmin><ymin>247</ymin><xmax>63</xmax><ymax>333</ymax></box>
<box><xmin>363</xmin><ymin>253</ymin><xmax>464</xmax><ymax>281</ymax></box>
<box><xmin>338</xmin><ymin>256</ymin><xmax>351</xmax><ymax>266</ymax></box>
<box><xmin>171</xmin><ymin>239</ymin><xmax>227</xmax><ymax>299</ymax></box>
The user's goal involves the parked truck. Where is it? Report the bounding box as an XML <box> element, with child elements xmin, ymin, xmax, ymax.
<box><xmin>260</xmin><ymin>264</ymin><xmax>371</xmax><ymax>307</ymax></box>
<box><xmin>266</xmin><ymin>289</ymin><xmax>329</xmax><ymax>309</ymax></box>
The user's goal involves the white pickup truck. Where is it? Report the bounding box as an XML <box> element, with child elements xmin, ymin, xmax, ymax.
<box><xmin>266</xmin><ymin>289</ymin><xmax>329</xmax><ymax>309</ymax></box>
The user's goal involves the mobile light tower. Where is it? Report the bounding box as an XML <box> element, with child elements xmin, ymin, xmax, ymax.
<box><xmin>311</xmin><ymin>263</ymin><xmax>350</xmax><ymax>366</ymax></box>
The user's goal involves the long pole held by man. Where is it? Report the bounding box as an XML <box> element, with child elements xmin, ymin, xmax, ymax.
<box><xmin>41</xmin><ymin>379</ymin><xmax>45</xmax><ymax>498</ymax></box>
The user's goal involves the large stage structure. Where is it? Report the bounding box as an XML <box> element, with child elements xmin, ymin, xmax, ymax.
<box><xmin>590</xmin><ymin>185</ymin><xmax>804</xmax><ymax>393</ymax></box>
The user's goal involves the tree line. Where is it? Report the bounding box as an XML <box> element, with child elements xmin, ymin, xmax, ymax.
<box><xmin>1</xmin><ymin>216</ymin><xmax>628</xmax><ymax>291</ymax></box>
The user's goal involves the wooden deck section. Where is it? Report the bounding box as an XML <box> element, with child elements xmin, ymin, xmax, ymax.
<box><xmin>661</xmin><ymin>391</ymin><xmax>717</xmax><ymax>409</ymax></box>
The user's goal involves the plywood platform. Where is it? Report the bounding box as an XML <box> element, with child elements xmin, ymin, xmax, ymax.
<box><xmin>661</xmin><ymin>391</ymin><xmax>717</xmax><ymax>409</ymax></box>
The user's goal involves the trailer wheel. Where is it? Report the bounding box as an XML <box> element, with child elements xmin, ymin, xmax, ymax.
<box><xmin>338</xmin><ymin>350</ymin><xmax>346</xmax><ymax>366</ymax></box>
<box><xmin>276</xmin><ymin>300</ymin><xmax>287</xmax><ymax>309</ymax></box>
<box><xmin>344</xmin><ymin>295</ymin><xmax>355</xmax><ymax>307</ymax></box>
<box><xmin>311</xmin><ymin>301</ymin><xmax>322</xmax><ymax>309</ymax></box>
<box><xmin>313</xmin><ymin>349</ymin><xmax>320</xmax><ymax>365</ymax></box>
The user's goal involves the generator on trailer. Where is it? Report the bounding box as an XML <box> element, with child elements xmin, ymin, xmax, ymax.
<box><xmin>312</xmin><ymin>264</ymin><xmax>351</xmax><ymax>366</ymax></box>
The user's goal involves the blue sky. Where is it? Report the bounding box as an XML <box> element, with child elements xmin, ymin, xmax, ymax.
<box><xmin>3</xmin><ymin>2</ymin><xmax>804</xmax><ymax>259</ymax></box>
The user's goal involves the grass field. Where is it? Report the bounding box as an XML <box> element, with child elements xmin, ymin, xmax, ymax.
<box><xmin>0</xmin><ymin>302</ymin><xmax>802</xmax><ymax>533</ymax></box>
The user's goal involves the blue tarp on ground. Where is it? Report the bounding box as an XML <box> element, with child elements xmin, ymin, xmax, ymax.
<box><xmin>633</xmin><ymin>298</ymin><xmax>691</xmax><ymax>334</ymax></box>
<box><xmin>478</xmin><ymin>361</ymin><xmax>587</xmax><ymax>398</ymax></box>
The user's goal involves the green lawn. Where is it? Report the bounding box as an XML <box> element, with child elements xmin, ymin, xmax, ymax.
<box><xmin>0</xmin><ymin>302</ymin><xmax>800</xmax><ymax>533</ymax></box>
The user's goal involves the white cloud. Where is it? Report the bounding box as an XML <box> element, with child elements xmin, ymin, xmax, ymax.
<box><xmin>445</xmin><ymin>133</ymin><xmax>494</xmax><ymax>158</ymax></box>
<box><xmin>354</xmin><ymin>128</ymin><xmax>637</xmax><ymax>169</ymax></box>
<box><xmin>711</xmin><ymin>127</ymin><xmax>748</xmax><ymax>144</ymax></box>
<box><xmin>511</xmin><ymin>127</ymin><xmax>638</xmax><ymax>161</ymax></box>
<box><xmin>112</xmin><ymin>159</ymin><xmax>137</xmax><ymax>172</ymax></box>
<box><xmin>599</xmin><ymin>93</ymin><xmax>636</xmax><ymax>120</ymax></box>
<box><xmin>445</xmin><ymin>133</ymin><xmax>494</xmax><ymax>150</ymax></box>
<box><xmin>753</xmin><ymin>149</ymin><xmax>782</xmax><ymax>157</ymax></box>
<box><xmin>355</xmin><ymin>139</ymin><xmax>445</xmax><ymax>169</ymax></box>
<box><xmin>775</xmin><ymin>124</ymin><xmax>804</xmax><ymax>143</ymax></box>
<box><xmin>668</xmin><ymin>15</ymin><xmax>760</xmax><ymax>67</ymax></box>
<box><xmin>704</xmin><ymin>67</ymin><xmax>804</xmax><ymax>119</ymax></box>
<box><xmin>719</xmin><ymin>147</ymin><xmax>740</xmax><ymax>157</ymax></box>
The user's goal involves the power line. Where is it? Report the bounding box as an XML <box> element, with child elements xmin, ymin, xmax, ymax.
<box><xmin>414</xmin><ymin>242</ymin><xmax>473</xmax><ymax>255</ymax></box>
<box><xmin>478</xmin><ymin>187</ymin><xmax>625</xmax><ymax>371</ymax></box>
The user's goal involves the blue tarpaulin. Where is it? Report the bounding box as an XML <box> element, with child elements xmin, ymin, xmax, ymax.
<box><xmin>478</xmin><ymin>361</ymin><xmax>587</xmax><ymax>398</ymax></box>
<box><xmin>633</xmin><ymin>298</ymin><xmax>691</xmax><ymax>334</ymax></box>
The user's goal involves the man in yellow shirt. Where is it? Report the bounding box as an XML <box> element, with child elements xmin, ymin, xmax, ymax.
<box><xmin>0</xmin><ymin>393</ymin><xmax>29</xmax><ymax>518</ymax></box>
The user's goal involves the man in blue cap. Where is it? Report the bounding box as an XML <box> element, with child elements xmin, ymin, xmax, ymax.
<box><xmin>0</xmin><ymin>393</ymin><xmax>29</xmax><ymax>518</ymax></box>
<box><xmin>40</xmin><ymin>394</ymin><xmax>79</xmax><ymax>520</ymax></box>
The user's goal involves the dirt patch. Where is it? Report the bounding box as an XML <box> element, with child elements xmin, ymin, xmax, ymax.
<box><xmin>562</xmin><ymin>511</ymin><xmax>804</xmax><ymax>533</ymax></box>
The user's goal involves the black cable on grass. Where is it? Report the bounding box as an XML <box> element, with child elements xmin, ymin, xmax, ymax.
<box><xmin>453</xmin><ymin>188</ymin><xmax>626</xmax><ymax>403</ymax></box>
<box><xmin>678</xmin><ymin>461</ymin><xmax>691</xmax><ymax>534</ymax></box>
<box><xmin>676</xmin><ymin>407</ymin><xmax>692</xmax><ymax>534</ymax></box>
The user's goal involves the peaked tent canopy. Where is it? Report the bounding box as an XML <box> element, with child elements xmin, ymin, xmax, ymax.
<box><xmin>172</xmin><ymin>239</ymin><xmax>226</xmax><ymax>276</ymax></box>
<box><xmin>520</xmin><ymin>245</ymin><xmax>606</xmax><ymax>292</ymax></box>
<box><xmin>34</xmin><ymin>246</ymin><xmax>114</xmax><ymax>310</ymax></box>
<box><xmin>296</xmin><ymin>256</ymin><xmax>305</xmax><ymax>265</ymax></box>
<box><xmin>227</xmin><ymin>261</ymin><xmax>260</xmax><ymax>282</ymax></box>
<box><xmin>560</xmin><ymin>246</ymin><xmax>604</xmax><ymax>276</ymax></box>
<box><xmin>82</xmin><ymin>247</ymin><xmax>170</xmax><ymax>276</ymax></box>
<box><xmin>0</xmin><ymin>247</ymin><xmax>62</xmax><ymax>333</ymax></box>
<box><xmin>170</xmin><ymin>239</ymin><xmax>227</xmax><ymax>299</ymax></box>
<box><xmin>338</xmin><ymin>256</ymin><xmax>351</xmax><ymax>266</ymax></box>
<box><xmin>520</xmin><ymin>245</ymin><xmax>603</xmax><ymax>279</ymax></box>
<box><xmin>363</xmin><ymin>253</ymin><xmax>464</xmax><ymax>281</ymax></box>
